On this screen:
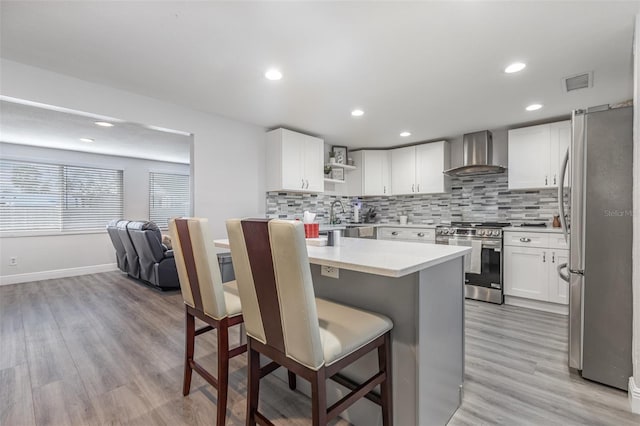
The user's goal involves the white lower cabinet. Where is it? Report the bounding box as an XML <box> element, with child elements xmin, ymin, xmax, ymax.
<box><xmin>504</xmin><ymin>230</ymin><xmax>569</xmax><ymax>313</ymax></box>
<box><xmin>504</xmin><ymin>246</ymin><xmax>548</xmax><ymax>301</ymax></box>
<box><xmin>548</xmin><ymin>249</ymin><xmax>569</xmax><ymax>304</ymax></box>
<box><xmin>377</xmin><ymin>226</ymin><xmax>435</xmax><ymax>244</ymax></box>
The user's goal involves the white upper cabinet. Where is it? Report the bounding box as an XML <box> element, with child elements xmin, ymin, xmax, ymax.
<box><xmin>347</xmin><ymin>150</ymin><xmax>390</xmax><ymax>197</ymax></box>
<box><xmin>266</xmin><ymin>128</ymin><xmax>324</xmax><ymax>193</ymax></box>
<box><xmin>416</xmin><ymin>141</ymin><xmax>450</xmax><ymax>194</ymax></box>
<box><xmin>391</xmin><ymin>141</ymin><xmax>450</xmax><ymax>195</ymax></box>
<box><xmin>362</xmin><ymin>150</ymin><xmax>391</xmax><ymax>196</ymax></box>
<box><xmin>390</xmin><ymin>146</ymin><xmax>416</xmax><ymax>195</ymax></box>
<box><xmin>508</xmin><ymin>120</ymin><xmax>570</xmax><ymax>190</ymax></box>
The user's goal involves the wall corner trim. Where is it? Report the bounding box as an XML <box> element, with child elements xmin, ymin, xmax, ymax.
<box><xmin>0</xmin><ymin>263</ymin><xmax>118</xmax><ymax>286</ymax></box>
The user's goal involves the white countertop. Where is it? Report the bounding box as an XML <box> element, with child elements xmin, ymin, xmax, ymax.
<box><xmin>504</xmin><ymin>226</ymin><xmax>564</xmax><ymax>234</ymax></box>
<box><xmin>214</xmin><ymin>237</ymin><xmax>469</xmax><ymax>278</ymax></box>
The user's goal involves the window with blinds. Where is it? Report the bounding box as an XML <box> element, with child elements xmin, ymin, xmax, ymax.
<box><xmin>0</xmin><ymin>159</ymin><xmax>123</xmax><ymax>233</ymax></box>
<box><xmin>149</xmin><ymin>172</ymin><xmax>190</xmax><ymax>229</ymax></box>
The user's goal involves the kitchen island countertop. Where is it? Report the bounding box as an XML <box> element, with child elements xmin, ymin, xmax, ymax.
<box><xmin>214</xmin><ymin>237</ymin><xmax>469</xmax><ymax>278</ymax></box>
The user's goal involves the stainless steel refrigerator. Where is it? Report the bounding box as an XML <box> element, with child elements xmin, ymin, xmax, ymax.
<box><xmin>557</xmin><ymin>104</ymin><xmax>633</xmax><ymax>390</ymax></box>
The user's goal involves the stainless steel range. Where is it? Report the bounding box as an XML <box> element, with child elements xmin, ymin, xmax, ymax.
<box><xmin>435</xmin><ymin>222</ymin><xmax>510</xmax><ymax>304</ymax></box>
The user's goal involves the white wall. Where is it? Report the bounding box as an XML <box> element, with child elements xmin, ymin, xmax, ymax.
<box><xmin>0</xmin><ymin>59</ymin><xmax>267</xmax><ymax>284</ymax></box>
<box><xmin>0</xmin><ymin>143</ymin><xmax>190</xmax><ymax>284</ymax></box>
<box><xmin>630</xmin><ymin>14</ymin><xmax>640</xmax><ymax>414</ymax></box>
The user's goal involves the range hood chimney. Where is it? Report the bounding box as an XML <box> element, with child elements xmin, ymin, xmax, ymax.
<box><xmin>444</xmin><ymin>130</ymin><xmax>506</xmax><ymax>177</ymax></box>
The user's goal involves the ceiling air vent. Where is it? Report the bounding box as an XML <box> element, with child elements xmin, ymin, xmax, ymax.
<box><xmin>563</xmin><ymin>72</ymin><xmax>592</xmax><ymax>92</ymax></box>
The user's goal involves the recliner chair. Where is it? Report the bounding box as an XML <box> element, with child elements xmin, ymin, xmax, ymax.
<box><xmin>117</xmin><ymin>220</ymin><xmax>140</xmax><ymax>279</ymax></box>
<box><xmin>106</xmin><ymin>219</ymin><xmax>129</xmax><ymax>273</ymax></box>
<box><xmin>127</xmin><ymin>220</ymin><xmax>179</xmax><ymax>289</ymax></box>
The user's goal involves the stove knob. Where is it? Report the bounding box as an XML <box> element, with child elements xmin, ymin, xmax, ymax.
<box><xmin>477</xmin><ymin>230</ymin><xmax>485</xmax><ymax>236</ymax></box>
<box><xmin>448</xmin><ymin>229</ymin><xmax>454</xmax><ymax>235</ymax></box>
<box><xmin>493</xmin><ymin>230</ymin><xmax>500</xmax><ymax>236</ymax></box>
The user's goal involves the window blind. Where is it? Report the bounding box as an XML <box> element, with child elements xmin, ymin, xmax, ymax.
<box><xmin>63</xmin><ymin>165</ymin><xmax>124</xmax><ymax>230</ymax></box>
<box><xmin>149</xmin><ymin>172</ymin><xmax>190</xmax><ymax>229</ymax></box>
<box><xmin>0</xmin><ymin>159</ymin><xmax>123</xmax><ymax>232</ymax></box>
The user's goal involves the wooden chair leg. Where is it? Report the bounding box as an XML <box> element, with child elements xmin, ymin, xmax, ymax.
<box><xmin>246</xmin><ymin>341</ymin><xmax>261</xmax><ymax>426</ymax></box>
<box><xmin>311</xmin><ymin>368</ymin><xmax>327</xmax><ymax>426</ymax></box>
<box><xmin>217</xmin><ymin>321</ymin><xmax>230</xmax><ymax>426</ymax></box>
<box><xmin>288</xmin><ymin>370</ymin><xmax>297</xmax><ymax>390</ymax></box>
<box><xmin>378</xmin><ymin>332</ymin><xmax>393</xmax><ymax>426</ymax></box>
<box><xmin>183</xmin><ymin>308</ymin><xmax>195</xmax><ymax>396</ymax></box>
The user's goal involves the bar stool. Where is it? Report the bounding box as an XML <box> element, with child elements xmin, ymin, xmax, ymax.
<box><xmin>226</xmin><ymin>218</ymin><xmax>393</xmax><ymax>426</ymax></box>
<box><xmin>169</xmin><ymin>218</ymin><xmax>247</xmax><ymax>426</ymax></box>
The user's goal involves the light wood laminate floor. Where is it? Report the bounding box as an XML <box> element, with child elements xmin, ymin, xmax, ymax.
<box><xmin>1</xmin><ymin>271</ymin><xmax>638</xmax><ymax>425</ymax></box>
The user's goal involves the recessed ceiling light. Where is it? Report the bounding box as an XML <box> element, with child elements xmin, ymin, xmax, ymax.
<box><xmin>351</xmin><ymin>109</ymin><xmax>364</xmax><ymax>117</ymax></box>
<box><xmin>94</xmin><ymin>121</ymin><xmax>114</xmax><ymax>127</ymax></box>
<box><xmin>264</xmin><ymin>69</ymin><xmax>283</xmax><ymax>81</ymax></box>
<box><xmin>80</xmin><ymin>138</ymin><xmax>95</xmax><ymax>143</ymax></box>
<box><xmin>400</xmin><ymin>131</ymin><xmax>411</xmax><ymax>137</ymax></box>
<box><xmin>525</xmin><ymin>103</ymin><xmax>543</xmax><ymax>111</ymax></box>
<box><xmin>505</xmin><ymin>62</ymin><xmax>526</xmax><ymax>74</ymax></box>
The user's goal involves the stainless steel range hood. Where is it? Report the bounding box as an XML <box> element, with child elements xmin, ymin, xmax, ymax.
<box><xmin>444</xmin><ymin>130</ymin><xmax>506</xmax><ymax>176</ymax></box>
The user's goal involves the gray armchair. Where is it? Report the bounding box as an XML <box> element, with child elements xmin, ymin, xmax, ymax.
<box><xmin>106</xmin><ymin>219</ymin><xmax>129</xmax><ymax>273</ymax></box>
<box><xmin>117</xmin><ymin>219</ymin><xmax>140</xmax><ymax>279</ymax></box>
<box><xmin>126</xmin><ymin>221</ymin><xmax>179</xmax><ymax>289</ymax></box>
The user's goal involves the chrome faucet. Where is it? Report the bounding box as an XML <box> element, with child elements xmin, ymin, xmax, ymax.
<box><xmin>329</xmin><ymin>200</ymin><xmax>345</xmax><ymax>225</ymax></box>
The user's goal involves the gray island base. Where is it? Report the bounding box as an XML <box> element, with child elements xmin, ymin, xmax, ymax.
<box><xmin>214</xmin><ymin>237</ymin><xmax>470</xmax><ymax>426</ymax></box>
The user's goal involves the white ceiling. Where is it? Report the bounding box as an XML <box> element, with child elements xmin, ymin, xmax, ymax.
<box><xmin>0</xmin><ymin>99</ymin><xmax>192</xmax><ymax>163</ymax></box>
<box><xmin>1</xmin><ymin>1</ymin><xmax>638</xmax><ymax>149</ymax></box>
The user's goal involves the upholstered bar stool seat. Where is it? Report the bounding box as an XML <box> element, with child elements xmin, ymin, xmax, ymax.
<box><xmin>226</xmin><ymin>218</ymin><xmax>393</xmax><ymax>426</ymax></box>
<box><xmin>316</xmin><ymin>298</ymin><xmax>392</xmax><ymax>366</ymax></box>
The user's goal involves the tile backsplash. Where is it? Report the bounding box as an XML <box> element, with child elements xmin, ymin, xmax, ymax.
<box><xmin>266</xmin><ymin>173</ymin><xmax>569</xmax><ymax>226</ymax></box>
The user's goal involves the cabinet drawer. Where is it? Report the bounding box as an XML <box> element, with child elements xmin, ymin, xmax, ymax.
<box><xmin>378</xmin><ymin>227</ymin><xmax>411</xmax><ymax>240</ymax></box>
<box><xmin>378</xmin><ymin>227</ymin><xmax>435</xmax><ymax>243</ymax></box>
<box><xmin>547</xmin><ymin>233</ymin><xmax>569</xmax><ymax>250</ymax></box>
<box><xmin>405</xmin><ymin>229</ymin><xmax>435</xmax><ymax>243</ymax></box>
<box><xmin>504</xmin><ymin>231</ymin><xmax>549</xmax><ymax>248</ymax></box>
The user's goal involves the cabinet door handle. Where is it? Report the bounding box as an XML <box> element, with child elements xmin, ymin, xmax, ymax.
<box><xmin>305</xmin><ymin>179</ymin><xmax>309</xmax><ymax>189</ymax></box>
<box><xmin>552</xmin><ymin>252</ymin><xmax>555</xmax><ymax>263</ymax></box>
<box><xmin>417</xmin><ymin>184</ymin><xmax>420</xmax><ymax>192</ymax></box>
<box><xmin>417</xmin><ymin>232</ymin><xmax>425</xmax><ymax>237</ymax></box>
<box><xmin>384</xmin><ymin>185</ymin><xmax>386</xmax><ymax>194</ymax></box>
<box><xmin>301</xmin><ymin>179</ymin><xmax>305</xmax><ymax>189</ymax></box>
<box><xmin>412</xmin><ymin>184</ymin><xmax>415</xmax><ymax>192</ymax></box>
<box><xmin>553</xmin><ymin>174</ymin><xmax>557</xmax><ymax>185</ymax></box>
<box><xmin>545</xmin><ymin>176</ymin><xmax>548</xmax><ymax>186</ymax></box>
<box><xmin>543</xmin><ymin>251</ymin><xmax>546</xmax><ymax>263</ymax></box>
<box><xmin>519</xmin><ymin>237</ymin><xmax>531</xmax><ymax>243</ymax></box>
<box><xmin>391</xmin><ymin>231</ymin><xmax>399</xmax><ymax>236</ymax></box>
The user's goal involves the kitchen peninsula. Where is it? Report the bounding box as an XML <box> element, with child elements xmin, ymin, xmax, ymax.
<box><xmin>215</xmin><ymin>237</ymin><xmax>470</xmax><ymax>426</ymax></box>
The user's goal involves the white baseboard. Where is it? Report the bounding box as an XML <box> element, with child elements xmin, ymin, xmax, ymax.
<box><xmin>504</xmin><ymin>295</ymin><xmax>569</xmax><ymax>315</ymax></box>
<box><xmin>630</xmin><ymin>377</ymin><xmax>640</xmax><ymax>414</ymax></box>
<box><xmin>0</xmin><ymin>263</ymin><xmax>118</xmax><ymax>286</ymax></box>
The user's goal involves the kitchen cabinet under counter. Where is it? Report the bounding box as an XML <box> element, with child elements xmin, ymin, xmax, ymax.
<box><xmin>503</xmin><ymin>228</ymin><xmax>569</xmax><ymax>314</ymax></box>
<box><xmin>377</xmin><ymin>225</ymin><xmax>436</xmax><ymax>243</ymax></box>
<box><xmin>215</xmin><ymin>237</ymin><xmax>469</xmax><ymax>426</ymax></box>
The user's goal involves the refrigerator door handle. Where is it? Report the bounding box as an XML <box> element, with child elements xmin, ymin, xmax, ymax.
<box><xmin>557</xmin><ymin>262</ymin><xmax>570</xmax><ymax>282</ymax></box>
<box><xmin>558</xmin><ymin>147</ymin><xmax>570</xmax><ymax>242</ymax></box>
